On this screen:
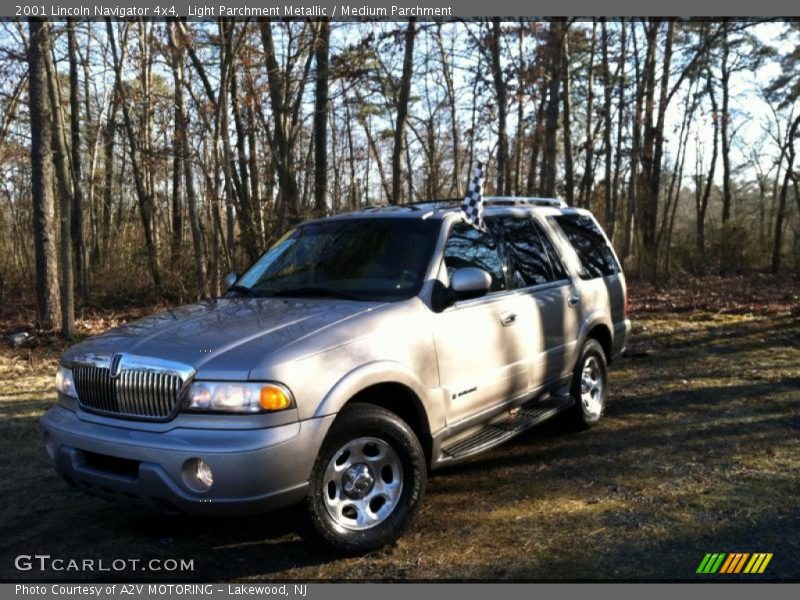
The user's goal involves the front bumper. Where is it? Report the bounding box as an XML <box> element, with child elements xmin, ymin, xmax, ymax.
<box><xmin>41</xmin><ymin>405</ymin><xmax>334</xmax><ymax>515</ymax></box>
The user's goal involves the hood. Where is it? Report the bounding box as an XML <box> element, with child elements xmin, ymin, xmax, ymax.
<box><xmin>62</xmin><ymin>297</ymin><xmax>382</xmax><ymax>379</ymax></box>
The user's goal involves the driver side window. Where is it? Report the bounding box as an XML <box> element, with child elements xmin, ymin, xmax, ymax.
<box><xmin>443</xmin><ymin>223</ymin><xmax>506</xmax><ymax>293</ymax></box>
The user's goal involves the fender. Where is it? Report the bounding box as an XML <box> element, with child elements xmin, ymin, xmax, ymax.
<box><xmin>312</xmin><ymin>360</ymin><xmax>441</xmax><ymax>431</ymax></box>
<box><xmin>576</xmin><ymin>309</ymin><xmax>613</xmax><ymax>357</ymax></box>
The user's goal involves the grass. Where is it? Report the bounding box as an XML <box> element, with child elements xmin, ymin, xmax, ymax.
<box><xmin>0</xmin><ymin>277</ymin><xmax>798</xmax><ymax>580</ymax></box>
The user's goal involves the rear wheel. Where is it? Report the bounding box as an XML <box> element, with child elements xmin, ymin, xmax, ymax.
<box><xmin>566</xmin><ymin>338</ymin><xmax>608</xmax><ymax>429</ymax></box>
<box><xmin>306</xmin><ymin>404</ymin><xmax>426</xmax><ymax>553</ymax></box>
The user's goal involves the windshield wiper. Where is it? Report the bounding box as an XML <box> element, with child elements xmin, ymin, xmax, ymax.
<box><xmin>271</xmin><ymin>286</ymin><xmax>366</xmax><ymax>301</ymax></box>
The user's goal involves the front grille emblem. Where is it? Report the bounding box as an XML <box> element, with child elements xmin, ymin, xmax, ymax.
<box><xmin>110</xmin><ymin>353</ymin><xmax>123</xmax><ymax>378</ymax></box>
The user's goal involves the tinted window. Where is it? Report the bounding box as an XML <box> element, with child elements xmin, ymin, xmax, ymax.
<box><xmin>490</xmin><ymin>216</ymin><xmax>554</xmax><ymax>288</ymax></box>
<box><xmin>236</xmin><ymin>218</ymin><xmax>439</xmax><ymax>300</ymax></box>
<box><xmin>537</xmin><ymin>223</ymin><xmax>569</xmax><ymax>280</ymax></box>
<box><xmin>443</xmin><ymin>223</ymin><xmax>506</xmax><ymax>292</ymax></box>
<box><xmin>552</xmin><ymin>214</ymin><xmax>619</xmax><ymax>279</ymax></box>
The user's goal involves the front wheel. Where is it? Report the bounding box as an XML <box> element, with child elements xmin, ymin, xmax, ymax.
<box><xmin>306</xmin><ymin>404</ymin><xmax>426</xmax><ymax>553</ymax></box>
<box><xmin>566</xmin><ymin>338</ymin><xmax>608</xmax><ymax>429</ymax></box>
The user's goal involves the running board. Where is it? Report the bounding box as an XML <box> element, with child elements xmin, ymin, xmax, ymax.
<box><xmin>440</xmin><ymin>394</ymin><xmax>574</xmax><ymax>461</ymax></box>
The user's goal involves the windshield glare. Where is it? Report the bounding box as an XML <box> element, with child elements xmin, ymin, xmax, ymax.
<box><xmin>235</xmin><ymin>218</ymin><xmax>440</xmax><ymax>301</ymax></box>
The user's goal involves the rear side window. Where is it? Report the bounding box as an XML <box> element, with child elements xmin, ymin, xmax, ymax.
<box><xmin>489</xmin><ymin>216</ymin><xmax>564</xmax><ymax>288</ymax></box>
<box><xmin>535</xmin><ymin>222</ymin><xmax>569</xmax><ymax>281</ymax></box>
<box><xmin>551</xmin><ymin>214</ymin><xmax>619</xmax><ymax>279</ymax></box>
<box><xmin>443</xmin><ymin>223</ymin><xmax>507</xmax><ymax>292</ymax></box>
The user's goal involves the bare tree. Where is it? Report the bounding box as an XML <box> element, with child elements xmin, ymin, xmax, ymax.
<box><xmin>168</xmin><ymin>22</ymin><xmax>208</xmax><ymax>298</ymax></box>
<box><xmin>490</xmin><ymin>18</ymin><xmax>510</xmax><ymax>195</ymax></box>
<box><xmin>67</xmin><ymin>20</ymin><xmax>88</xmax><ymax>298</ymax></box>
<box><xmin>106</xmin><ymin>20</ymin><xmax>161</xmax><ymax>287</ymax></box>
<box><xmin>772</xmin><ymin>114</ymin><xmax>800</xmax><ymax>273</ymax></box>
<box><xmin>42</xmin><ymin>22</ymin><xmax>75</xmax><ymax>337</ymax></box>
<box><xmin>541</xmin><ymin>19</ymin><xmax>564</xmax><ymax>197</ymax></box>
<box><xmin>390</xmin><ymin>19</ymin><xmax>416</xmax><ymax>204</ymax></box>
<box><xmin>27</xmin><ymin>18</ymin><xmax>61</xmax><ymax>330</ymax></box>
<box><xmin>313</xmin><ymin>19</ymin><xmax>330</xmax><ymax>215</ymax></box>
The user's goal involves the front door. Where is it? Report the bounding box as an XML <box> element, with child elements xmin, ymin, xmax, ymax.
<box><xmin>432</xmin><ymin>222</ymin><xmax>532</xmax><ymax>425</ymax></box>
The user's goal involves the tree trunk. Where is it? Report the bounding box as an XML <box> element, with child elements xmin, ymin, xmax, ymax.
<box><xmin>561</xmin><ymin>29</ymin><xmax>575</xmax><ymax>205</ymax></box>
<box><xmin>772</xmin><ymin>115</ymin><xmax>800</xmax><ymax>273</ymax></box>
<box><xmin>436</xmin><ymin>23</ymin><xmax>462</xmax><ymax>197</ymax></box>
<box><xmin>313</xmin><ymin>19</ymin><xmax>330</xmax><ymax>216</ymax></box>
<box><xmin>720</xmin><ymin>23</ymin><xmax>733</xmax><ymax>225</ymax></box>
<box><xmin>600</xmin><ymin>20</ymin><xmax>613</xmax><ymax>225</ymax></box>
<box><xmin>541</xmin><ymin>20</ymin><xmax>564</xmax><ymax>197</ymax></box>
<box><xmin>490</xmin><ymin>18</ymin><xmax>510</xmax><ymax>195</ymax></box>
<box><xmin>581</xmin><ymin>21</ymin><xmax>598</xmax><ymax>209</ymax></box>
<box><xmin>260</xmin><ymin>21</ymin><xmax>301</xmax><ymax>223</ymax></box>
<box><xmin>247</xmin><ymin>100</ymin><xmax>264</xmax><ymax>245</ymax></box>
<box><xmin>697</xmin><ymin>72</ymin><xmax>720</xmax><ymax>273</ymax></box>
<box><xmin>513</xmin><ymin>21</ymin><xmax>526</xmax><ymax>195</ymax></box>
<box><xmin>168</xmin><ymin>22</ymin><xmax>208</xmax><ymax>298</ymax></box>
<box><xmin>719</xmin><ymin>23</ymin><xmax>734</xmax><ymax>275</ymax></box>
<box><xmin>640</xmin><ymin>19</ymin><xmax>673</xmax><ymax>280</ymax></box>
<box><xmin>169</xmin><ymin>32</ymin><xmax>184</xmax><ymax>266</ymax></box>
<box><xmin>67</xmin><ymin>19</ymin><xmax>88</xmax><ymax>299</ymax></box>
<box><xmin>229</xmin><ymin>64</ymin><xmax>259</xmax><ymax>262</ymax></box>
<box><xmin>525</xmin><ymin>79</ymin><xmax>548</xmax><ymax>195</ymax></box>
<box><xmin>106</xmin><ymin>21</ymin><xmax>161</xmax><ymax>287</ymax></box>
<box><xmin>622</xmin><ymin>20</ymin><xmax>642</xmax><ymax>265</ymax></box>
<box><xmin>42</xmin><ymin>21</ymin><xmax>75</xmax><ymax>338</ymax></box>
<box><xmin>27</xmin><ymin>18</ymin><xmax>61</xmax><ymax>331</ymax></box>
<box><xmin>343</xmin><ymin>81</ymin><xmax>358</xmax><ymax>211</ymax></box>
<box><xmin>390</xmin><ymin>19</ymin><xmax>416</xmax><ymax>204</ymax></box>
<box><xmin>609</xmin><ymin>19</ymin><xmax>627</xmax><ymax>242</ymax></box>
<box><xmin>101</xmin><ymin>86</ymin><xmax>119</xmax><ymax>266</ymax></box>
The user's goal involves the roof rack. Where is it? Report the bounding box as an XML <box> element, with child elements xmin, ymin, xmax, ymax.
<box><xmin>358</xmin><ymin>196</ymin><xmax>566</xmax><ymax>213</ymax></box>
<box><xmin>483</xmin><ymin>196</ymin><xmax>567</xmax><ymax>208</ymax></box>
<box><xmin>359</xmin><ymin>204</ymin><xmax>423</xmax><ymax>212</ymax></box>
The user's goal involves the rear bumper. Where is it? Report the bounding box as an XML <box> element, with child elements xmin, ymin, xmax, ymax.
<box><xmin>41</xmin><ymin>405</ymin><xmax>334</xmax><ymax>515</ymax></box>
<box><xmin>612</xmin><ymin>318</ymin><xmax>631</xmax><ymax>362</ymax></box>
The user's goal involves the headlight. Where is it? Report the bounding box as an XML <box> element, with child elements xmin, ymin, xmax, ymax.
<box><xmin>185</xmin><ymin>382</ymin><xmax>293</xmax><ymax>413</ymax></box>
<box><xmin>55</xmin><ymin>366</ymin><xmax>77</xmax><ymax>399</ymax></box>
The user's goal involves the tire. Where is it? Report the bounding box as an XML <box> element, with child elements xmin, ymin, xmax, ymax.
<box><xmin>306</xmin><ymin>403</ymin><xmax>427</xmax><ymax>553</ymax></box>
<box><xmin>566</xmin><ymin>338</ymin><xmax>608</xmax><ymax>429</ymax></box>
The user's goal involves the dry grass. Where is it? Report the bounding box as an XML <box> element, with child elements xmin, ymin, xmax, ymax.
<box><xmin>1</xmin><ymin>277</ymin><xmax>798</xmax><ymax>580</ymax></box>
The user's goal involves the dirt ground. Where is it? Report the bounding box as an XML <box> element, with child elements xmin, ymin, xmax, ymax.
<box><xmin>1</xmin><ymin>275</ymin><xmax>798</xmax><ymax>581</ymax></box>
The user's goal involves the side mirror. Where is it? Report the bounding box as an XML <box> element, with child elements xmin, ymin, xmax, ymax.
<box><xmin>450</xmin><ymin>267</ymin><xmax>491</xmax><ymax>299</ymax></box>
<box><xmin>224</xmin><ymin>272</ymin><xmax>238</xmax><ymax>289</ymax></box>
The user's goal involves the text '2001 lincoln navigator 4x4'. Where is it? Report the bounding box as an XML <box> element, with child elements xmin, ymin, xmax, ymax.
<box><xmin>42</xmin><ymin>196</ymin><xmax>630</xmax><ymax>553</ymax></box>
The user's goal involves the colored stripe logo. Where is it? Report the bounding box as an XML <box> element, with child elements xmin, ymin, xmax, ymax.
<box><xmin>697</xmin><ymin>553</ymin><xmax>773</xmax><ymax>574</ymax></box>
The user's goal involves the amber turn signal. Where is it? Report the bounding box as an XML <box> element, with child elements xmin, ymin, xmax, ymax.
<box><xmin>259</xmin><ymin>385</ymin><xmax>292</xmax><ymax>411</ymax></box>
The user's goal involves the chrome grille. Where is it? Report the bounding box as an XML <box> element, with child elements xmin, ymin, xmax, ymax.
<box><xmin>73</xmin><ymin>365</ymin><xmax>185</xmax><ymax>420</ymax></box>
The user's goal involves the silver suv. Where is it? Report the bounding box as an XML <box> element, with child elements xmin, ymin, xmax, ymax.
<box><xmin>42</xmin><ymin>197</ymin><xmax>630</xmax><ymax>552</ymax></box>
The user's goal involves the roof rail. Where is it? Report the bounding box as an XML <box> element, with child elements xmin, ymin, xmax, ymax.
<box><xmin>359</xmin><ymin>204</ymin><xmax>423</xmax><ymax>212</ymax></box>
<box><xmin>483</xmin><ymin>196</ymin><xmax>567</xmax><ymax>209</ymax></box>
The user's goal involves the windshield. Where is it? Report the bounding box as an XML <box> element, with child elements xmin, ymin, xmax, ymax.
<box><xmin>233</xmin><ymin>218</ymin><xmax>441</xmax><ymax>301</ymax></box>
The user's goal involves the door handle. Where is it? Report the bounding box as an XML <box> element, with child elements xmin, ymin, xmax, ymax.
<box><xmin>568</xmin><ymin>294</ymin><xmax>580</xmax><ymax>308</ymax></box>
<box><xmin>500</xmin><ymin>312</ymin><xmax>517</xmax><ymax>326</ymax></box>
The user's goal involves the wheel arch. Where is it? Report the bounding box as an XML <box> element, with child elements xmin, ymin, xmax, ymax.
<box><xmin>313</xmin><ymin>362</ymin><xmax>436</xmax><ymax>462</ymax></box>
<box><xmin>578</xmin><ymin>313</ymin><xmax>614</xmax><ymax>364</ymax></box>
<box><xmin>586</xmin><ymin>323</ymin><xmax>612</xmax><ymax>363</ymax></box>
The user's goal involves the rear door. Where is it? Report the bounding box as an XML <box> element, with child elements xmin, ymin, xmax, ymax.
<box><xmin>493</xmin><ymin>214</ymin><xmax>580</xmax><ymax>388</ymax></box>
<box><xmin>548</xmin><ymin>212</ymin><xmax>627</xmax><ymax>356</ymax></box>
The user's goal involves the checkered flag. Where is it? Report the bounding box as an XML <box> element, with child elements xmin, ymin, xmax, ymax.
<box><xmin>461</xmin><ymin>161</ymin><xmax>486</xmax><ymax>230</ymax></box>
